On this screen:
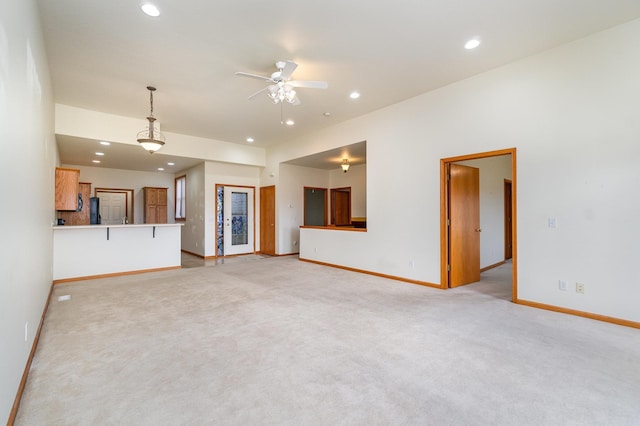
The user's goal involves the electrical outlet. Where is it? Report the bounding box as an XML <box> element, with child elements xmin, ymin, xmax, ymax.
<box><xmin>576</xmin><ymin>283</ymin><xmax>585</xmax><ymax>294</ymax></box>
<box><xmin>558</xmin><ymin>280</ymin><xmax>568</xmax><ymax>291</ymax></box>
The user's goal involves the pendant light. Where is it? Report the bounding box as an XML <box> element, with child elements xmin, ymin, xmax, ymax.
<box><xmin>341</xmin><ymin>158</ymin><xmax>350</xmax><ymax>173</ymax></box>
<box><xmin>137</xmin><ymin>86</ymin><xmax>166</xmax><ymax>153</ymax></box>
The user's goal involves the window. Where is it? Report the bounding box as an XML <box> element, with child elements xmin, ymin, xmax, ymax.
<box><xmin>175</xmin><ymin>175</ymin><xmax>186</xmax><ymax>220</ymax></box>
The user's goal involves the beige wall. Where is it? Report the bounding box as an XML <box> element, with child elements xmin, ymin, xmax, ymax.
<box><xmin>272</xmin><ymin>19</ymin><xmax>640</xmax><ymax>323</ymax></box>
<box><xmin>0</xmin><ymin>0</ymin><xmax>57</xmax><ymax>421</ymax></box>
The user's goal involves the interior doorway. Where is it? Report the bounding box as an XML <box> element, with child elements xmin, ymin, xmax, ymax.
<box><xmin>330</xmin><ymin>187</ymin><xmax>351</xmax><ymax>226</ymax></box>
<box><xmin>216</xmin><ymin>184</ymin><xmax>256</xmax><ymax>256</ymax></box>
<box><xmin>304</xmin><ymin>187</ymin><xmax>327</xmax><ymax>226</ymax></box>
<box><xmin>95</xmin><ymin>188</ymin><xmax>134</xmax><ymax>224</ymax></box>
<box><xmin>440</xmin><ymin>148</ymin><xmax>517</xmax><ymax>300</ymax></box>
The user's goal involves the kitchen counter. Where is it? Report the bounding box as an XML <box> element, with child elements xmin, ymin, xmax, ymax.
<box><xmin>52</xmin><ymin>223</ymin><xmax>183</xmax><ymax>282</ymax></box>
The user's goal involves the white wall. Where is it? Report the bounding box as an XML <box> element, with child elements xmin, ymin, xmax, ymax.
<box><xmin>0</xmin><ymin>0</ymin><xmax>56</xmax><ymax>421</ymax></box>
<box><xmin>63</xmin><ymin>165</ymin><xmax>176</xmax><ymax>225</ymax></box>
<box><xmin>270</xmin><ymin>19</ymin><xmax>640</xmax><ymax>323</ymax></box>
<box><xmin>278</xmin><ymin>164</ymin><xmax>330</xmax><ymax>254</ymax></box>
<box><xmin>457</xmin><ymin>156</ymin><xmax>512</xmax><ymax>268</ymax></box>
<box><xmin>204</xmin><ymin>161</ymin><xmax>262</xmax><ymax>256</ymax></box>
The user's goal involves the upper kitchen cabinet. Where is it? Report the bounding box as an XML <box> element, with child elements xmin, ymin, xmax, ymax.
<box><xmin>58</xmin><ymin>182</ymin><xmax>91</xmax><ymax>225</ymax></box>
<box><xmin>55</xmin><ymin>167</ymin><xmax>80</xmax><ymax>211</ymax></box>
<box><xmin>143</xmin><ymin>187</ymin><xmax>168</xmax><ymax>224</ymax></box>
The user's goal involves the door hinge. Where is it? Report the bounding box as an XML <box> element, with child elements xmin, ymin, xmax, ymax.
<box><xmin>447</xmin><ymin>264</ymin><xmax>451</xmax><ymax>271</ymax></box>
<box><xmin>447</xmin><ymin>219</ymin><xmax>450</xmax><ymax>226</ymax></box>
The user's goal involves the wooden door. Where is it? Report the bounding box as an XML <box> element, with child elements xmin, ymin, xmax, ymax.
<box><xmin>331</xmin><ymin>188</ymin><xmax>351</xmax><ymax>226</ymax></box>
<box><xmin>449</xmin><ymin>164</ymin><xmax>480</xmax><ymax>287</ymax></box>
<box><xmin>260</xmin><ymin>186</ymin><xmax>276</xmax><ymax>255</ymax></box>
<box><xmin>504</xmin><ymin>180</ymin><xmax>513</xmax><ymax>260</ymax></box>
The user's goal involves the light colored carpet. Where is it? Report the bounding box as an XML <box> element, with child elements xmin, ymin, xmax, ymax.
<box><xmin>15</xmin><ymin>257</ymin><xmax>640</xmax><ymax>425</ymax></box>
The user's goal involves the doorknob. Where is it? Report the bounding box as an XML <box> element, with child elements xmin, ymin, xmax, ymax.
<box><xmin>475</xmin><ymin>228</ymin><xmax>482</xmax><ymax>232</ymax></box>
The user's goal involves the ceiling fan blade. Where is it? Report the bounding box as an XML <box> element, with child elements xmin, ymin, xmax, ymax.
<box><xmin>288</xmin><ymin>80</ymin><xmax>328</xmax><ymax>89</ymax></box>
<box><xmin>291</xmin><ymin>96</ymin><xmax>301</xmax><ymax>106</ymax></box>
<box><xmin>235</xmin><ymin>71</ymin><xmax>273</xmax><ymax>82</ymax></box>
<box><xmin>247</xmin><ymin>86</ymin><xmax>270</xmax><ymax>100</ymax></box>
<box><xmin>280</xmin><ymin>61</ymin><xmax>298</xmax><ymax>80</ymax></box>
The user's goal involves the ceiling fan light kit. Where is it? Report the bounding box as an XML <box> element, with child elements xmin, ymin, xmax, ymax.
<box><xmin>137</xmin><ymin>86</ymin><xmax>166</xmax><ymax>154</ymax></box>
<box><xmin>236</xmin><ymin>60</ymin><xmax>328</xmax><ymax>107</ymax></box>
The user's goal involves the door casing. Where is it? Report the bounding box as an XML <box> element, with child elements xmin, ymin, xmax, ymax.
<box><xmin>215</xmin><ymin>184</ymin><xmax>256</xmax><ymax>257</ymax></box>
<box><xmin>440</xmin><ymin>148</ymin><xmax>517</xmax><ymax>300</ymax></box>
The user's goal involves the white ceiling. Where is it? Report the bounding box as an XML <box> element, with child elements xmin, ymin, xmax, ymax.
<box><xmin>38</xmin><ymin>0</ymin><xmax>640</xmax><ymax>170</ymax></box>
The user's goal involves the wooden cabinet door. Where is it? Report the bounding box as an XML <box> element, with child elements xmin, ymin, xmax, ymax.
<box><xmin>156</xmin><ymin>205</ymin><xmax>167</xmax><ymax>223</ymax></box>
<box><xmin>59</xmin><ymin>182</ymin><xmax>91</xmax><ymax>225</ymax></box>
<box><xmin>157</xmin><ymin>188</ymin><xmax>167</xmax><ymax>206</ymax></box>
<box><xmin>55</xmin><ymin>168</ymin><xmax>80</xmax><ymax>211</ymax></box>
<box><xmin>146</xmin><ymin>204</ymin><xmax>157</xmax><ymax>223</ymax></box>
<box><xmin>146</xmin><ymin>188</ymin><xmax>157</xmax><ymax>205</ymax></box>
<box><xmin>143</xmin><ymin>187</ymin><xmax>168</xmax><ymax>223</ymax></box>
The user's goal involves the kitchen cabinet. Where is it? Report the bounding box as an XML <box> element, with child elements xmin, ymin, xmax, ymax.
<box><xmin>55</xmin><ymin>167</ymin><xmax>80</xmax><ymax>211</ymax></box>
<box><xmin>58</xmin><ymin>182</ymin><xmax>91</xmax><ymax>225</ymax></box>
<box><xmin>143</xmin><ymin>187</ymin><xmax>168</xmax><ymax>224</ymax></box>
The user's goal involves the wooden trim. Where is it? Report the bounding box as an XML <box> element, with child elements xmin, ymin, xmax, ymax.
<box><xmin>181</xmin><ymin>249</ymin><xmax>204</xmax><ymax>258</ymax></box>
<box><xmin>516</xmin><ymin>299</ymin><xmax>640</xmax><ymax>329</ymax></box>
<box><xmin>480</xmin><ymin>260</ymin><xmax>507</xmax><ymax>272</ymax></box>
<box><xmin>174</xmin><ymin>175</ymin><xmax>186</xmax><ymax>221</ymax></box>
<box><xmin>52</xmin><ymin>266</ymin><xmax>181</xmax><ymax>284</ymax></box>
<box><xmin>440</xmin><ymin>148</ymin><xmax>517</xmax><ymax>297</ymax></box>
<box><xmin>439</xmin><ymin>161</ymin><xmax>449</xmax><ymax>289</ymax></box>
<box><xmin>299</xmin><ymin>258</ymin><xmax>441</xmax><ymax>289</ymax></box>
<box><xmin>8</xmin><ymin>283</ymin><xmax>55</xmax><ymax>425</ymax></box>
<box><xmin>300</xmin><ymin>225</ymin><xmax>366</xmax><ymax>232</ymax></box>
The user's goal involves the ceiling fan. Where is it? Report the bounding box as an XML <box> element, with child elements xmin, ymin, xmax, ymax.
<box><xmin>235</xmin><ymin>60</ymin><xmax>328</xmax><ymax>105</ymax></box>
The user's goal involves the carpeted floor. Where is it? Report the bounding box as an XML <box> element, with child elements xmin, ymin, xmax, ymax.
<box><xmin>15</xmin><ymin>257</ymin><xmax>640</xmax><ymax>425</ymax></box>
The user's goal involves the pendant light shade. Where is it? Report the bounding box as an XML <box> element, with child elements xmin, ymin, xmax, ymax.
<box><xmin>137</xmin><ymin>86</ymin><xmax>165</xmax><ymax>153</ymax></box>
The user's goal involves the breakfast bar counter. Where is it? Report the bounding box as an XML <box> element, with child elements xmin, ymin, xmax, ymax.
<box><xmin>52</xmin><ymin>223</ymin><xmax>183</xmax><ymax>282</ymax></box>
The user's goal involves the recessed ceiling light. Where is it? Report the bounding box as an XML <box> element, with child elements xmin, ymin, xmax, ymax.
<box><xmin>285</xmin><ymin>119</ymin><xmax>295</xmax><ymax>126</ymax></box>
<box><xmin>100</xmin><ymin>141</ymin><xmax>110</xmax><ymax>146</ymax></box>
<box><xmin>246</xmin><ymin>137</ymin><xmax>254</xmax><ymax>143</ymax></box>
<box><xmin>141</xmin><ymin>3</ymin><xmax>161</xmax><ymax>17</ymax></box>
<box><xmin>465</xmin><ymin>39</ymin><xmax>481</xmax><ymax>50</ymax></box>
<box><xmin>157</xmin><ymin>167</ymin><xmax>165</xmax><ymax>171</ymax></box>
<box><xmin>95</xmin><ymin>152</ymin><xmax>104</xmax><ymax>156</ymax></box>
<box><xmin>92</xmin><ymin>160</ymin><xmax>101</xmax><ymax>164</ymax></box>
<box><xmin>349</xmin><ymin>91</ymin><xmax>360</xmax><ymax>99</ymax></box>
<box><xmin>167</xmin><ymin>162</ymin><xmax>175</xmax><ymax>166</ymax></box>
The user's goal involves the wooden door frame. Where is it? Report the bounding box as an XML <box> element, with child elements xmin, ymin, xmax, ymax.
<box><xmin>215</xmin><ymin>184</ymin><xmax>257</xmax><ymax>257</ymax></box>
<box><xmin>440</xmin><ymin>148</ymin><xmax>517</xmax><ymax>301</ymax></box>
<box><xmin>504</xmin><ymin>179</ymin><xmax>513</xmax><ymax>260</ymax></box>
